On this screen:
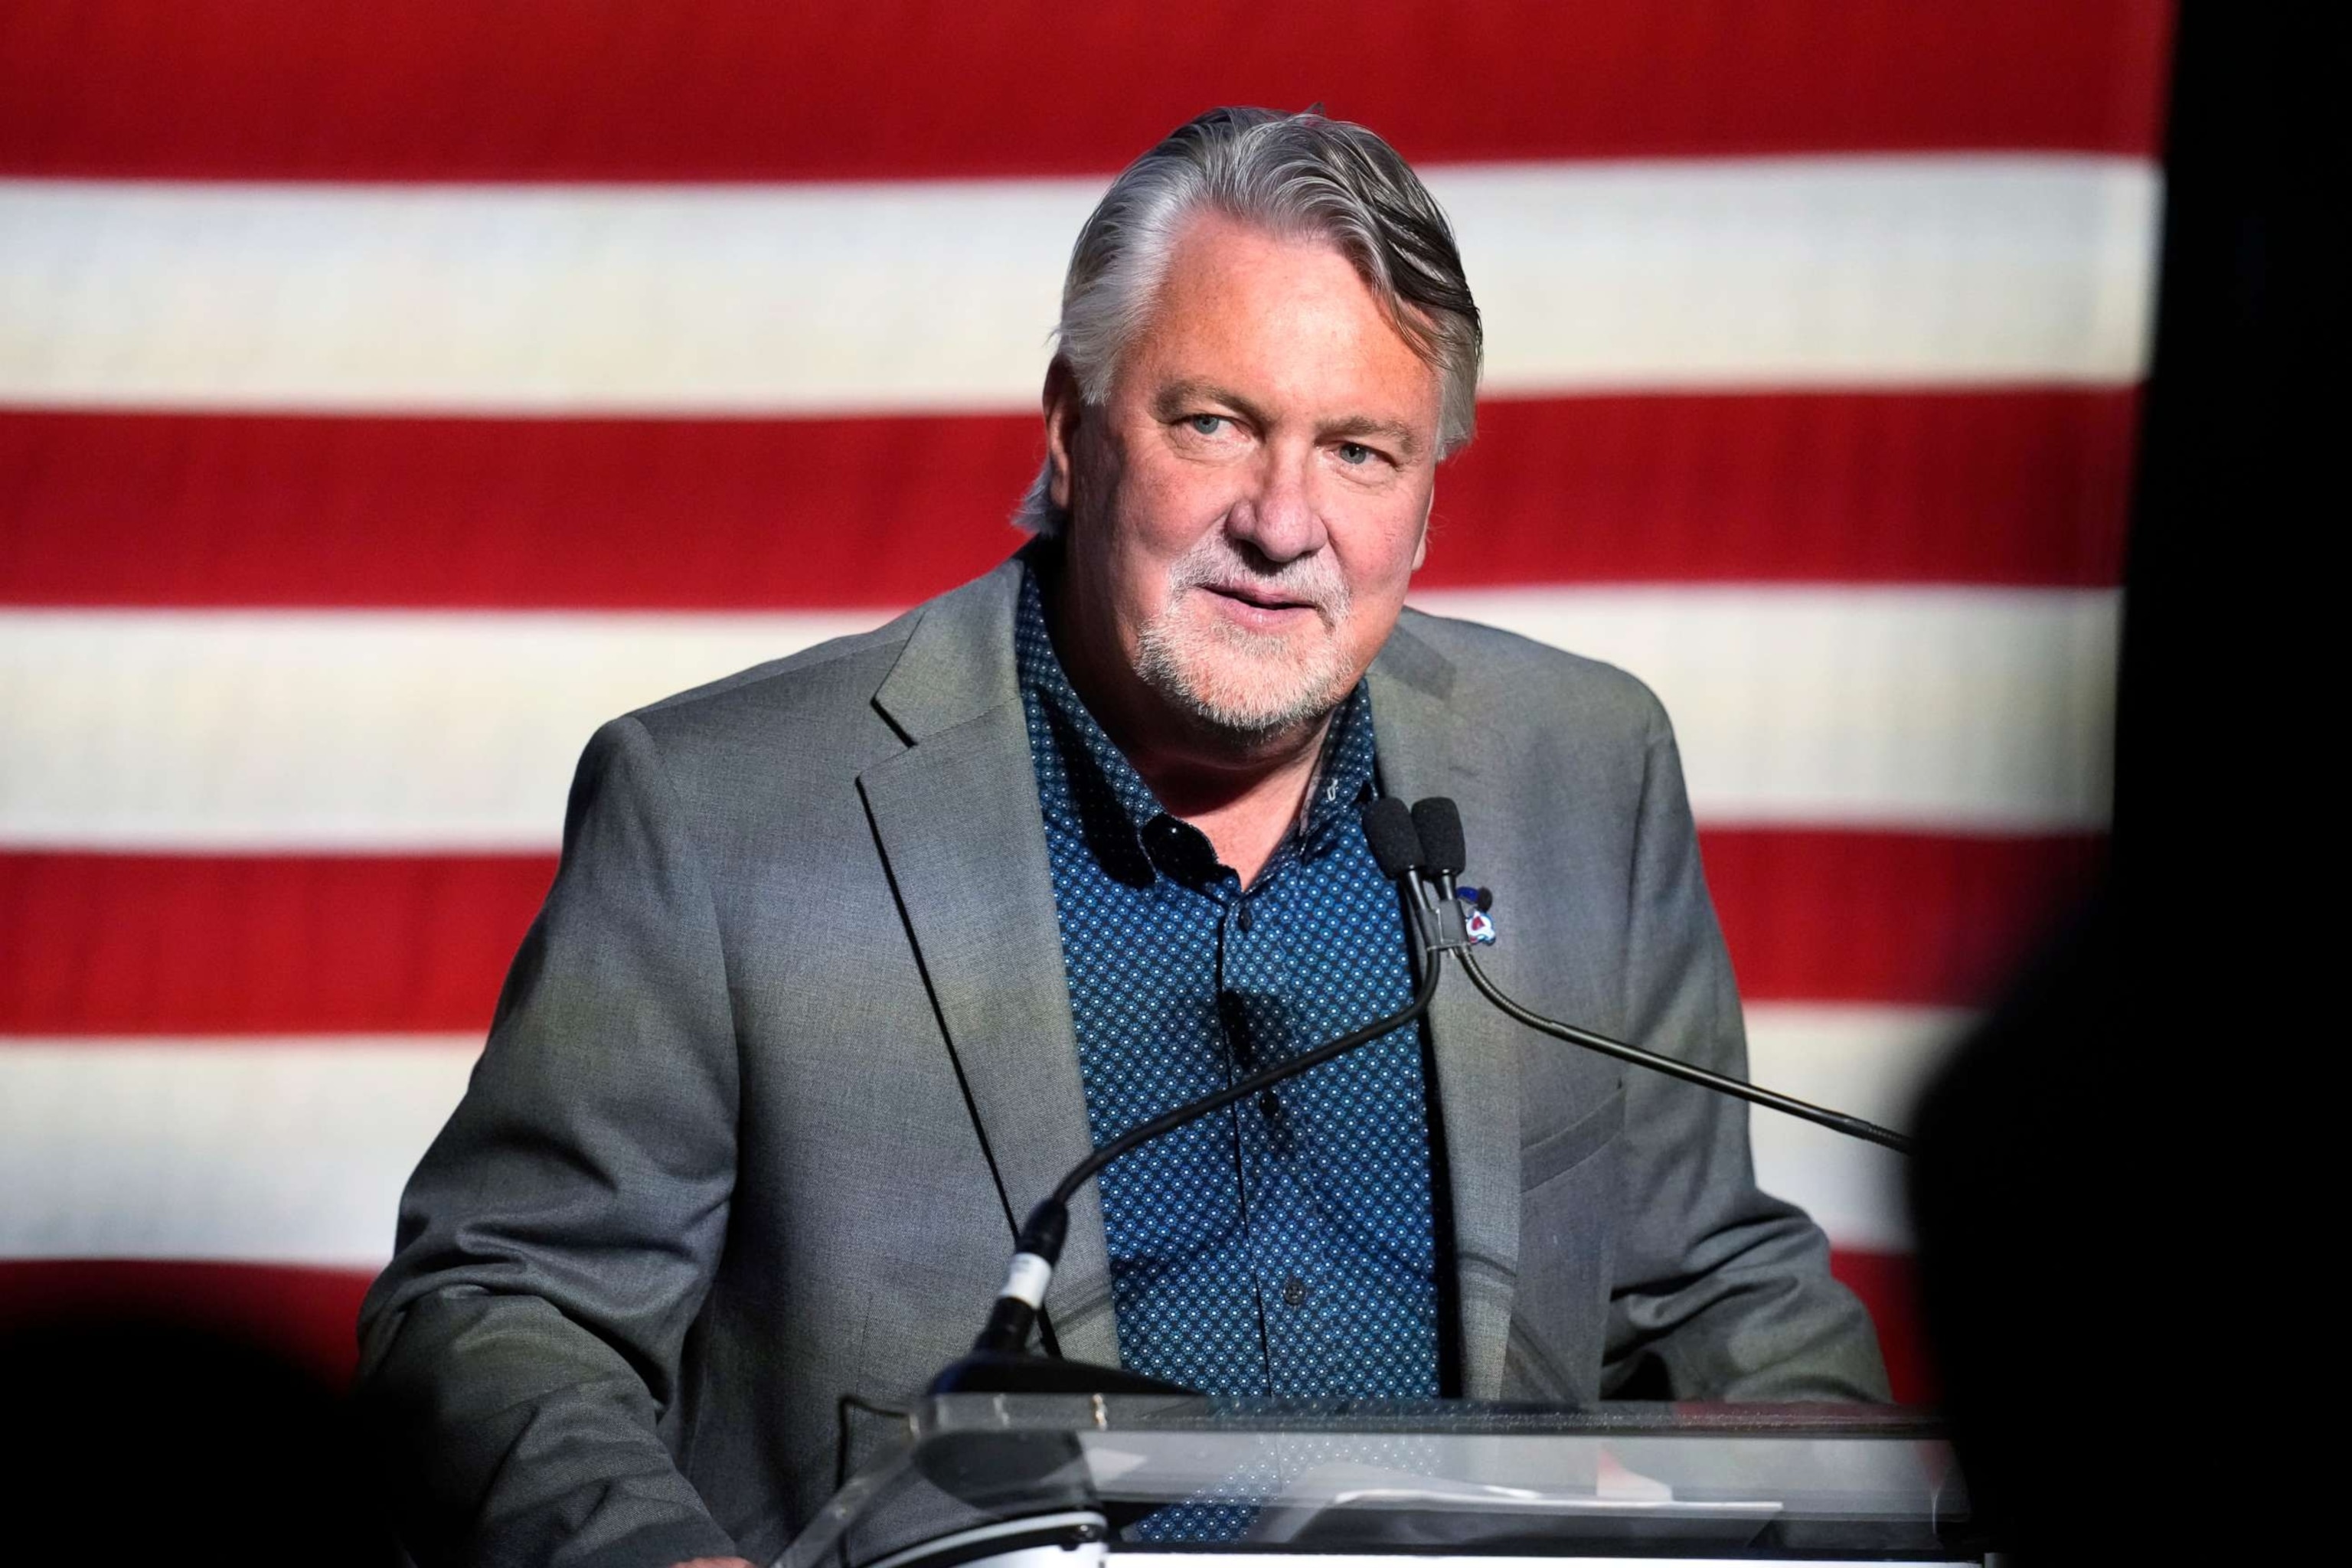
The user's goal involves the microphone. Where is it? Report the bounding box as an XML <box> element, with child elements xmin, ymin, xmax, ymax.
<box><xmin>932</xmin><ymin>797</ymin><xmax>1446</xmax><ymax>1394</ymax></box>
<box><xmin>1410</xmin><ymin>798</ymin><xmax>1466</xmax><ymax>898</ymax></box>
<box><xmin>1361</xmin><ymin>795</ymin><xmax>1427</xmax><ymax>881</ymax></box>
<box><xmin>1405</xmin><ymin>797</ymin><xmax>1915</xmax><ymax>1156</ymax></box>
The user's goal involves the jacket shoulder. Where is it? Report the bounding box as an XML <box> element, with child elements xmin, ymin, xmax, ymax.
<box><xmin>616</xmin><ymin>560</ymin><xmax>1021</xmax><ymax>759</ymax></box>
<box><xmin>630</xmin><ymin>609</ymin><xmax>918</xmax><ymax>727</ymax></box>
<box><xmin>1393</xmin><ymin>603</ymin><xmax>1670</xmax><ymax>744</ymax></box>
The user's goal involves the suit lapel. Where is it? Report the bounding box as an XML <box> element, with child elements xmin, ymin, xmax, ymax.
<box><xmin>858</xmin><ymin>563</ymin><xmax>1119</xmax><ymax>1366</ymax></box>
<box><xmin>1369</xmin><ymin>619</ymin><xmax>1524</xmax><ymax>1401</ymax></box>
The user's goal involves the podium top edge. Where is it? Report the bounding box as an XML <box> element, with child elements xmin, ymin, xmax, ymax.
<box><xmin>914</xmin><ymin>1393</ymin><xmax>1947</xmax><ymax>1441</ymax></box>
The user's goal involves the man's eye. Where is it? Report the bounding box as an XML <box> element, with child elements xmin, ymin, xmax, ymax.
<box><xmin>1338</xmin><ymin>442</ymin><xmax>1375</xmax><ymax>466</ymax></box>
<box><xmin>1187</xmin><ymin>414</ymin><xmax>1227</xmax><ymax>436</ymax></box>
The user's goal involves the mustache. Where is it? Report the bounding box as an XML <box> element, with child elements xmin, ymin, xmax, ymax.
<box><xmin>1165</xmin><ymin>542</ymin><xmax>1351</xmax><ymax>619</ymax></box>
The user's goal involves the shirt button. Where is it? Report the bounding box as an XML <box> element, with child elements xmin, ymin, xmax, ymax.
<box><xmin>1257</xmin><ymin>1089</ymin><xmax>1280</xmax><ymax>1120</ymax></box>
<box><xmin>1235</xmin><ymin>900</ymin><xmax>1253</xmax><ymax>933</ymax></box>
<box><xmin>1282</xmin><ymin>1276</ymin><xmax>1309</xmax><ymax>1308</ymax></box>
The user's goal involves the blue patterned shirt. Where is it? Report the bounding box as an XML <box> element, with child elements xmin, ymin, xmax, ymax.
<box><xmin>1015</xmin><ymin>564</ymin><xmax>1442</xmax><ymax>1398</ymax></box>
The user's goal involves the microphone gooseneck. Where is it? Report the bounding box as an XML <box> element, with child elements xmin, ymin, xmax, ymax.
<box><xmin>1410</xmin><ymin>795</ymin><xmax>1916</xmax><ymax>1156</ymax></box>
<box><xmin>967</xmin><ymin>955</ymin><xmax>1442</xmax><ymax>1365</ymax></box>
<box><xmin>1455</xmin><ymin>947</ymin><xmax>1915</xmax><ymax>1154</ymax></box>
<box><xmin>944</xmin><ymin>801</ymin><xmax>1445</xmax><ymax>1384</ymax></box>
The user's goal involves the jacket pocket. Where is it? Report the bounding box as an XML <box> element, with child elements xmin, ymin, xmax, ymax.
<box><xmin>1520</xmin><ymin>1086</ymin><xmax>1625</xmax><ymax>1191</ymax></box>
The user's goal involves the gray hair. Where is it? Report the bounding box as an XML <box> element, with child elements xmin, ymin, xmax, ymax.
<box><xmin>1015</xmin><ymin>106</ymin><xmax>1482</xmax><ymax>536</ymax></box>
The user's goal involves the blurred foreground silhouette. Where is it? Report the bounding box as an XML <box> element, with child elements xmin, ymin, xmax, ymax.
<box><xmin>0</xmin><ymin>1312</ymin><xmax>397</xmax><ymax>1564</ymax></box>
<box><xmin>1909</xmin><ymin>4</ymin><xmax>2284</xmax><ymax>1560</ymax></box>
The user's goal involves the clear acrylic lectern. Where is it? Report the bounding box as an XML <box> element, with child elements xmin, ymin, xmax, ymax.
<box><xmin>779</xmin><ymin>1396</ymin><xmax>1978</xmax><ymax>1568</ymax></box>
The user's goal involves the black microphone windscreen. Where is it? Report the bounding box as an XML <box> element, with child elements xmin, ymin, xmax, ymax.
<box><xmin>1361</xmin><ymin>798</ymin><xmax>1425</xmax><ymax>880</ymax></box>
<box><xmin>1412</xmin><ymin>798</ymin><xmax>1468</xmax><ymax>876</ymax></box>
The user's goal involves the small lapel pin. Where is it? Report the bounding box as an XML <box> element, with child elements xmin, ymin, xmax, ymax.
<box><xmin>1455</xmin><ymin>886</ymin><xmax>1498</xmax><ymax>945</ymax></box>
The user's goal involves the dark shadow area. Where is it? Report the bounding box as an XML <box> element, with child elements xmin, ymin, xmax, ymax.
<box><xmin>1910</xmin><ymin>2</ymin><xmax>2292</xmax><ymax>1558</ymax></box>
<box><xmin>0</xmin><ymin>1312</ymin><xmax>398</xmax><ymax>1564</ymax></box>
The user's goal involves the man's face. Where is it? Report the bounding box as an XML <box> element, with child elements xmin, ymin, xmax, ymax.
<box><xmin>1050</xmin><ymin>214</ymin><xmax>1442</xmax><ymax>746</ymax></box>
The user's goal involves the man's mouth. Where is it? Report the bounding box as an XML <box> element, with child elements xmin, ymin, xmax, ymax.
<box><xmin>1200</xmin><ymin>582</ymin><xmax>1319</xmax><ymax>616</ymax></box>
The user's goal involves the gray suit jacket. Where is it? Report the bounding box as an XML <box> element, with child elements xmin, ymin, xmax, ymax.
<box><xmin>358</xmin><ymin>554</ymin><xmax>1886</xmax><ymax>1568</ymax></box>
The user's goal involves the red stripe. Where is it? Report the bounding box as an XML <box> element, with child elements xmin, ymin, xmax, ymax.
<box><xmin>0</xmin><ymin>1</ymin><xmax>2174</xmax><ymax>181</ymax></box>
<box><xmin>1830</xmin><ymin>1248</ymin><xmax>1934</xmax><ymax>1404</ymax></box>
<box><xmin>0</xmin><ymin>832</ymin><xmax>2096</xmax><ymax>1037</ymax></box>
<box><xmin>0</xmin><ymin>1251</ymin><xmax>1933</xmax><ymax>1401</ymax></box>
<box><xmin>0</xmin><ymin>1259</ymin><xmax>371</xmax><ymax>1387</ymax></box>
<box><xmin>1436</xmin><ymin>394</ymin><xmax>2138</xmax><ymax>591</ymax></box>
<box><xmin>0</xmin><ymin>392</ymin><xmax>2138</xmax><ymax>609</ymax></box>
<box><xmin>1703</xmin><ymin>829</ymin><xmax>2104</xmax><ymax>1007</ymax></box>
<box><xmin>0</xmin><ymin>854</ymin><xmax>554</xmax><ymax>1036</ymax></box>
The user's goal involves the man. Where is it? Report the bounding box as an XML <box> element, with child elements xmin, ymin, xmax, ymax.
<box><xmin>359</xmin><ymin>108</ymin><xmax>1886</xmax><ymax>1568</ymax></box>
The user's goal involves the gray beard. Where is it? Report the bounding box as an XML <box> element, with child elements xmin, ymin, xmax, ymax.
<box><xmin>1132</xmin><ymin>604</ymin><xmax>1354</xmax><ymax>740</ymax></box>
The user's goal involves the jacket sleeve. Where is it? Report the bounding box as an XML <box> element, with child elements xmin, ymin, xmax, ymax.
<box><xmin>1599</xmin><ymin>697</ymin><xmax>1892</xmax><ymax>1403</ymax></box>
<box><xmin>357</xmin><ymin>716</ymin><xmax>745</xmax><ymax>1568</ymax></box>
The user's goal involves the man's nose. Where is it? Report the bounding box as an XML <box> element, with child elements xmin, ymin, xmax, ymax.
<box><xmin>1225</xmin><ymin>446</ymin><xmax>1328</xmax><ymax>564</ymax></box>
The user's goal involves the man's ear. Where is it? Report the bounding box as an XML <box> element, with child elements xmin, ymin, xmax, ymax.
<box><xmin>1042</xmin><ymin>358</ymin><xmax>1083</xmax><ymax>511</ymax></box>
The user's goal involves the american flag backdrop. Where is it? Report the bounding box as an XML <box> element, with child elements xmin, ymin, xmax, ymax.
<box><xmin>0</xmin><ymin>2</ymin><xmax>2173</xmax><ymax>1405</ymax></box>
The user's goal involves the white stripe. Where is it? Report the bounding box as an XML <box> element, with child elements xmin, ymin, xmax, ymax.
<box><xmin>0</xmin><ymin>1006</ymin><xmax>1951</xmax><ymax>1264</ymax></box>
<box><xmin>1746</xmin><ymin>1003</ymin><xmax>1973</xmax><ymax>1252</ymax></box>
<box><xmin>0</xmin><ymin>1038</ymin><xmax>477</xmax><ymax>1265</ymax></box>
<box><xmin>1458</xmin><ymin>157</ymin><xmax>2158</xmax><ymax>394</ymax></box>
<box><xmin>1416</xmin><ymin>586</ymin><xmax>2118</xmax><ymax>831</ymax></box>
<box><xmin>0</xmin><ymin>608</ymin><xmax>879</xmax><ymax>849</ymax></box>
<box><xmin>0</xmin><ymin>590</ymin><xmax>2113</xmax><ymax>849</ymax></box>
<box><xmin>0</xmin><ymin>157</ymin><xmax>2156</xmax><ymax>412</ymax></box>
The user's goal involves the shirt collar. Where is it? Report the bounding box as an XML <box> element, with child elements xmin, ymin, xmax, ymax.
<box><xmin>1016</xmin><ymin>561</ymin><xmax>1378</xmax><ymax>879</ymax></box>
